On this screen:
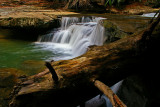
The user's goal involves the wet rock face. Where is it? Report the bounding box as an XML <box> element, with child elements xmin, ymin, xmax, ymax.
<box><xmin>0</xmin><ymin>17</ymin><xmax>60</xmax><ymax>40</ymax></box>
<box><xmin>0</xmin><ymin>6</ymin><xmax>61</xmax><ymax>40</ymax></box>
<box><xmin>117</xmin><ymin>73</ymin><xmax>160</xmax><ymax>107</ymax></box>
<box><xmin>117</xmin><ymin>75</ymin><xmax>148</xmax><ymax>107</ymax></box>
<box><xmin>103</xmin><ymin>20</ymin><xmax>129</xmax><ymax>43</ymax></box>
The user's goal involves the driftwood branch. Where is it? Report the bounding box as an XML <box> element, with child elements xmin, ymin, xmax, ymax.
<box><xmin>45</xmin><ymin>62</ymin><xmax>58</xmax><ymax>83</ymax></box>
<box><xmin>94</xmin><ymin>80</ymin><xmax>127</xmax><ymax>107</ymax></box>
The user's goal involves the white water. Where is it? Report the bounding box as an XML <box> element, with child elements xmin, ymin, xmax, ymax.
<box><xmin>142</xmin><ymin>13</ymin><xmax>159</xmax><ymax>17</ymax></box>
<box><xmin>37</xmin><ymin>16</ymin><xmax>105</xmax><ymax>60</ymax></box>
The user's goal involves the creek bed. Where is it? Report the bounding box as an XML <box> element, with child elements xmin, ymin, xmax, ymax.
<box><xmin>0</xmin><ymin>14</ymin><xmax>154</xmax><ymax>107</ymax></box>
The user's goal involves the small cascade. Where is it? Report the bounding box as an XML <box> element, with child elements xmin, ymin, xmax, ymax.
<box><xmin>38</xmin><ymin>16</ymin><xmax>105</xmax><ymax>58</ymax></box>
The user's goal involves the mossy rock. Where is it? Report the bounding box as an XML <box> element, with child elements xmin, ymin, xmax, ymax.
<box><xmin>103</xmin><ymin>20</ymin><xmax>129</xmax><ymax>43</ymax></box>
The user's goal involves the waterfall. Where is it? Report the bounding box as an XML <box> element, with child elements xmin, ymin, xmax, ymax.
<box><xmin>38</xmin><ymin>16</ymin><xmax>105</xmax><ymax>59</ymax></box>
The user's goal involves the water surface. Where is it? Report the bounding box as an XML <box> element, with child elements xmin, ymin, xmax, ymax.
<box><xmin>0</xmin><ymin>39</ymin><xmax>69</xmax><ymax>75</ymax></box>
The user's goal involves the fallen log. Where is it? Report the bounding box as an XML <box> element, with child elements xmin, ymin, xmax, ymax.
<box><xmin>10</xmin><ymin>11</ymin><xmax>160</xmax><ymax>107</ymax></box>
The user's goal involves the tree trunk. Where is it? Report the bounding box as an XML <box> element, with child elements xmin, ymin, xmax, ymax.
<box><xmin>10</xmin><ymin>12</ymin><xmax>160</xmax><ymax>107</ymax></box>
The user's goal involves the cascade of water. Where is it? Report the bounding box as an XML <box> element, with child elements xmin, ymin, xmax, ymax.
<box><xmin>38</xmin><ymin>16</ymin><xmax>105</xmax><ymax>58</ymax></box>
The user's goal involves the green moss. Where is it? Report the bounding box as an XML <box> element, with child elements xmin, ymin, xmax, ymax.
<box><xmin>103</xmin><ymin>20</ymin><xmax>128</xmax><ymax>43</ymax></box>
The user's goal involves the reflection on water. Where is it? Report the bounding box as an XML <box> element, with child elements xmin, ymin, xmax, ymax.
<box><xmin>0</xmin><ymin>39</ymin><xmax>71</xmax><ymax>75</ymax></box>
